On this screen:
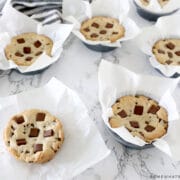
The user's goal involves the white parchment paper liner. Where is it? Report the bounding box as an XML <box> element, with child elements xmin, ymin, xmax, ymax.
<box><xmin>137</xmin><ymin>15</ymin><xmax>180</xmax><ymax>77</ymax></box>
<box><xmin>98</xmin><ymin>59</ymin><xmax>180</xmax><ymax>160</ymax></box>
<box><xmin>0</xmin><ymin>3</ymin><xmax>73</xmax><ymax>73</ymax></box>
<box><xmin>63</xmin><ymin>0</ymin><xmax>140</xmax><ymax>47</ymax></box>
<box><xmin>0</xmin><ymin>77</ymin><xmax>110</xmax><ymax>180</ymax></box>
<box><xmin>134</xmin><ymin>0</ymin><xmax>180</xmax><ymax>14</ymax></box>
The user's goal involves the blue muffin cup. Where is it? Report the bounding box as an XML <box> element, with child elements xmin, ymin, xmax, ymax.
<box><xmin>106</xmin><ymin>126</ymin><xmax>153</xmax><ymax>150</ymax></box>
<box><xmin>83</xmin><ymin>42</ymin><xmax>117</xmax><ymax>52</ymax></box>
<box><xmin>134</xmin><ymin>1</ymin><xmax>179</xmax><ymax>21</ymax></box>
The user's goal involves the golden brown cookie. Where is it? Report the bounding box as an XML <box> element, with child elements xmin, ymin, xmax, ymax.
<box><xmin>5</xmin><ymin>33</ymin><xmax>53</xmax><ymax>66</ymax></box>
<box><xmin>80</xmin><ymin>16</ymin><xmax>125</xmax><ymax>42</ymax></box>
<box><xmin>140</xmin><ymin>0</ymin><xmax>170</xmax><ymax>7</ymax></box>
<box><xmin>109</xmin><ymin>95</ymin><xmax>168</xmax><ymax>143</ymax></box>
<box><xmin>4</xmin><ymin>109</ymin><xmax>64</xmax><ymax>163</ymax></box>
<box><xmin>152</xmin><ymin>39</ymin><xmax>180</xmax><ymax>66</ymax></box>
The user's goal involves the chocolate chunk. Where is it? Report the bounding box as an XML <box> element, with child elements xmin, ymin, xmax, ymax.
<box><xmin>168</xmin><ymin>52</ymin><xmax>173</xmax><ymax>58</ymax></box>
<box><xmin>29</xmin><ymin>128</ymin><xmax>39</xmax><ymax>137</ymax></box>
<box><xmin>34</xmin><ymin>40</ymin><xmax>42</xmax><ymax>48</ymax></box>
<box><xmin>118</xmin><ymin>110</ymin><xmax>127</xmax><ymax>118</ymax></box>
<box><xmin>25</xmin><ymin>57</ymin><xmax>33</xmax><ymax>61</ymax></box>
<box><xmin>34</xmin><ymin>144</ymin><xmax>43</xmax><ymax>153</ymax></box>
<box><xmin>166</xmin><ymin>42</ymin><xmax>175</xmax><ymax>50</ymax></box>
<box><xmin>112</xmin><ymin>32</ymin><xmax>118</xmax><ymax>35</ymax></box>
<box><xmin>36</xmin><ymin>113</ymin><xmax>46</xmax><ymax>121</ymax></box>
<box><xmin>44</xmin><ymin>129</ymin><xmax>54</xmax><ymax>137</ymax></box>
<box><xmin>90</xmin><ymin>33</ymin><xmax>98</xmax><ymax>38</ymax></box>
<box><xmin>129</xmin><ymin>121</ymin><xmax>139</xmax><ymax>128</ymax></box>
<box><xmin>83</xmin><ymin>27</ymin><xmax>90</xmax><ymax>32</ymax></box>
<box><xmin>134</xmin><ymin>105</ymin><xmax>144</xmax><ymax>115</ymax></box>
<box><xmin>175</xmin><ymin>51</ymin><xmax>180</xmax><ymax>56</ymax></box>
<box><xmin>14</xmin><ymin>116</ymin><xmax>24</xmax><ymax>124</ymax></box>
<box><xmin>105</xmin><ymin>23</ymin><xmax>113</xmax><ymax>28</ymax></box>
<box><xmin>15</xmin><ymin>52</ymin><xmax>24</xmax><ymax>57</ymax></box>
<box><xmin>91</xmin><ymin>22</ymin><xmax>99</xmax><ymax>28</ymax></box>
<box><xmin>99</xmin><ymin>30</ymin><xmax>107</xmax><ymax>34</ymax></box>
<box><xmin>148</xmin><ymin>105</ymin><xmax>160</xmax><ymax>114</ymax></box>
<box><xmin>144</xmin><ymin>125</ymin><xmax>155</xmax><ymax>132</ymax></box>
<box><xmin>17</xmin><ymin>38</ymin><xmax>25</xmax><ymax>44</ymax></box>
<box><xmin>23</xmin><ymin>47</ymin><xmax>31</xmax><ymax>54</ymax></box>
<box><xmin>16</xmin><ymin>139</ymin><xmax>26</xmax><ymax>146</ymax></box>
<box><xmin>157</xmin><ymin>49</ymin><xmax>165</xmax><ymax>54</ymax></box>
<box><xmin>165</xmin><ymin>60</ymin><xmax>173</xmax><ymax>65</ymax></box>
<box><xmin>35</xmin><ymin>51</ymin><xmax>43</xmax><ymax>56</ymax></box>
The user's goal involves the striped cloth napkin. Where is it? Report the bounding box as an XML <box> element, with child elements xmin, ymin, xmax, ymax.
<box><xmin>11</xmin><ymin>0</ymin><xmax>63</xmax><ymax>25</ymax></box>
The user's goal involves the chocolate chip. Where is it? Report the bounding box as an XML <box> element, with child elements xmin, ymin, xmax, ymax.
<box><xmin>44</xmin><ymin>129</ymin><xmax>54</xmax><ymax>137</ymax></box>
<box><xmin>11</xmin><ymin>125</ymin><xmax>15</xmax><ymax>130</ymax></box>
<box><xmin>25</xmin><ymin>150</ymin><xmax>29</xmax><ymax>154</ymax></box>
<box><xmin>29</xmin><ymin>128</ymin><xmax>39</xmax><ymax>137</ymax></box>
<box><xmin>165</xmin><ymin>60</ymin><xmax>173</xmax><ymax>65</ymax></box>
<box><xmin>168</xmin><ymin>52</ymin><xmax>173</xmax><ymax>58</ymax></box>
<box><xmin>145</xmin><ymin>121</ymin><xmax>149</xmax><ymax>124</ymax></box>
<box><xmin>99</xmin><ymin>30</ymin><xmax>107</xmax><ymax>34</ymax></box>
<box><xmin>35</xmin><ymin>51</ymin><xmax>43</xmax><ymax>56</ymax></box>
<box><xmin>16</xmin><ymin>139</ymin><xmax>26</xmax><ymax>146</ymax></box>
<box><xmin>17</xmin><ymin>38</ymin><xmax>25</xmax><ymax>44</ymax></box>
<box><xmin>105</xmin><ymin>23</ymin><xmax>113</xmax><ymax>28</ymax></box>
<box><xmin>36</xmin><ymin>113</ymin><xmax>45</xmax><ymax>121</ymax></box>
<box><xmin>14</xmin><ymin>116</ymin><xmax>24</xmax><ymax>124</ymax></box>
<box><xmin>118</xmin><ymin>110</ymin><xmax>127</xmax><ymax>118</ymax></box>
<box><xmin>34</xmin><ymin>144</ymin><xmax>43</xmax><ymax>153</ymax></box>
<box><xmin>34</xmin><ymin>40</ymin><xmax>42</xmax><ymax>48</ymax></box>
<box><xmin>129</xmin><ymin>121</ymin><xmax>139</xmax><ymax>128</ymax></box>
<box><xmin>23</xmin><ymin>47</ymin><xmax>31</xmax><ymax>54</ymax></box>
<box><xmin>175</xmin><ymin>51</ymin><xmax>180</xmax><ymax>56</ymax></box>
<box><xmin>166</xmin><ymin>42</ymin><xmax>175</xmax><ymax>50</ymax></box>
<box><xmin>157</xmin><ymin>49</ymin><xmax>165</xmax><ymax>54</ymax></box>
<box><xmin>91</xmin><ymin>22</ymin><xmax>99</xmax><ymax>28</ymax></box>
<box><xmin>139</xmin><ymin>132</ymin><xmax>144</xmax><ymax>137</ymax></box>
<box><xmin>112</xmin><ymin>32</ymin><xmax>118</xmax><ymax>35</ymax></box>
<box><xmin>15</xmin><ymin>52</ymin><xmax>24</xmax><ymax>57</ymax></box>
<box><xmin>134</xmin><ymin>105</ymin><xmax>143</xmax><ymax>115</ymax></box>
<box><xmin>90</xmin><ymin>33</ymin><xmax>98</xmax><ymax>38</ymax></box>
<box><xmin>144</xmin><ymin>125</ymin><xmax>155</xmax><ymax>132</ymax></box>
<box><xmin>25</xmin><ymin>57</ymin><xmax>33</xmax><ymax>61</ymax></box>
<box><xmin>83</xmin><ymin>27</ymin><xmax>90</xmax><ymax>32</ymax></box>
<box><xmin>148</xmin><ymin>105</ymin><xmax>160</xmax><ymax>114</ymax></box>
<box><xmin>56</xmin><ymin>138</ymin><xmax>61</xmax><ymax>141</ymax></box>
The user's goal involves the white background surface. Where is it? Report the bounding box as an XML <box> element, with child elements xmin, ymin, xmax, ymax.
<box><xmin>0</xmin><ymin>0</ymin><xmax>180</xmax><ymax>179</ymax></box>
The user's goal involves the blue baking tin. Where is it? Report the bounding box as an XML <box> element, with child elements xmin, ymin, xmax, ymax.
<box><xmin>106</xmin><ymin>126</ymin><xmax>153</xmax><ymax>150</ymax></box>
<box><xmin>83</xmin><ymin>42</ymin><xmax>117</xmax><ymax>52</ymax></box>
<box><xmin>155</xmin><ymin>68</ymin><xmax>180</xmax><ymax>78</ymax></box>
<box><xmin>134</xmin><ymin>1</ymin><xmax>179</xmax><ymax>21</ymax></box>
<box><xmin>15</xmin><ymin>65</ymin><xmax>50</xmax><ymax>75</ymax></box>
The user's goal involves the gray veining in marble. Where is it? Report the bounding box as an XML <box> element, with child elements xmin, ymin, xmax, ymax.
<box><xmin>0</xmin><ymin>0</ymin><xmax>180</xmax><ymax>180</ymax></box>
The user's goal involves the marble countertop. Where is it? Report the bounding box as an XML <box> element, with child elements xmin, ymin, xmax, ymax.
<box><xmin>0</xmin><ymin>0</ymin><xmax>180</xmax><ymax>180</ymax></box>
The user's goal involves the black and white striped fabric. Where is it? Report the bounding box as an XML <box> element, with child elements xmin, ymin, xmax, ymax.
<box><xmin>11</xmin><ymin>0</ymin><xmax>63</xmax><ymax>25</ymax></box>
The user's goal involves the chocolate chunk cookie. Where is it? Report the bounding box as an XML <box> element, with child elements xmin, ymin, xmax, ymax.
<box><xmin>109</xmin><ymin>95</ymin><xmax>168</xmax><ymax>143</ymax></box>
<box><xmin>80</xmin><ymin>16</ymin><xmax>125</xmax><ymax>42</ymax></box>
<box><xmin>5</xmin><ymin>33</ymin><xmax>53</xmax><ymax>66</ymax></box>
<box><xmin>4</xmin><ymin>109</ymin><xmax>64</xmax><ymax>163</ymax></box>
<box><xmin>152</xmin><ymin>39</ymin><xmax>180</xmax><ymax>66</ymax></box>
